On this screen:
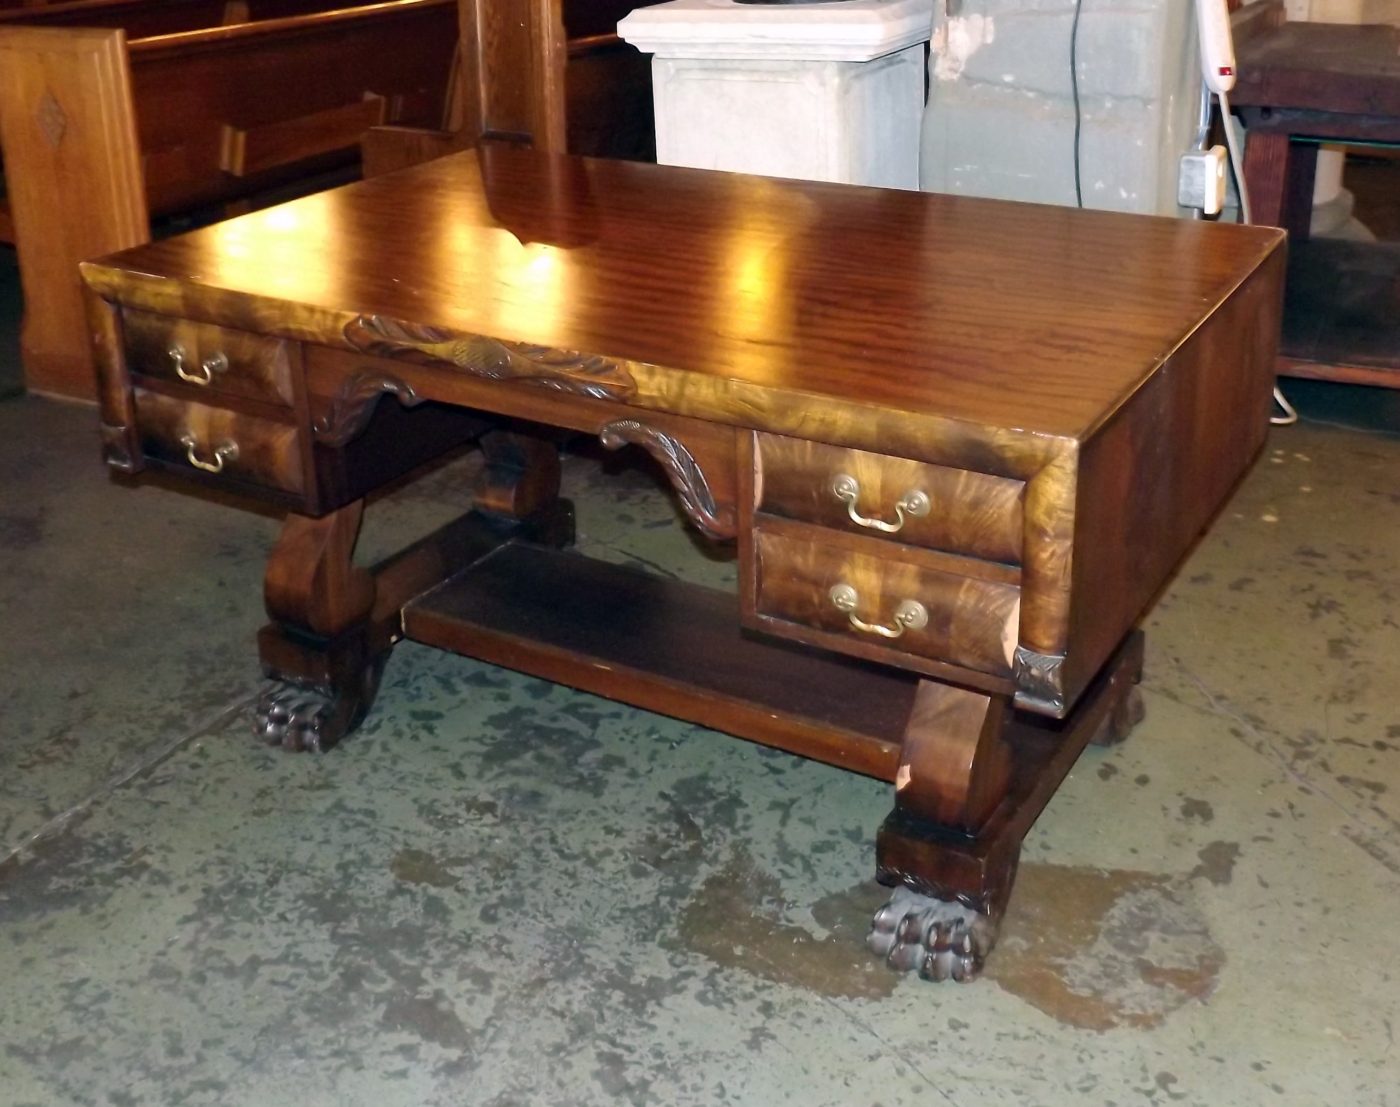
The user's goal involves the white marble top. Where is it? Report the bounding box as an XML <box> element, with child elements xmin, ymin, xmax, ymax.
<box><xmin>617</xmin><ymin>0</ymin><xmax>934</xmax><ymax>62</ymax></box>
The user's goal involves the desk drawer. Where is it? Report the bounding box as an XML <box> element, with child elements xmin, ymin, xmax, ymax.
<box><xmin>755</xmin><ymin>434</ymin><xmax>1023</xmax><ymax>564</ymax></box>
<box><xmin>133</xmin><ymin>389</ymin><xmax>304</xmax><ymax>496</ymax></box>
<box><xmin>124</xmin><ymin>309</ymin><xmax>294</xmax><ymax>405</ymax></box>
<box><xmin>751</xmin><ymin>525</ymin><xmax>1020</xmax><ymax>677</ymax></box>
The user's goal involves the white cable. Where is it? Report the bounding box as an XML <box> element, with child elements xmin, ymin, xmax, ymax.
<box><xmin>1218</xmin><ymin>90</ymin><xmax>1297</xmax><ymax>426</ymax></box>
<box><xmin>1217</xmin><ymin>91</ymin><xmax>1252</xmax><ymax>225</ymax></box>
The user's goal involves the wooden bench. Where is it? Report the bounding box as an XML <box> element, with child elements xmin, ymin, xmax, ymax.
<box><xmin>0</xmin><ymin>0</ymin><xmax>424</xmax><ymax>243</ymax></box>
<box><xmin>0</xmin><ymin>0</ymin><xmax>391</xmax><ymax>37</ymax></box>
<box><xmin>0</xmin><ymin>0</ymin><xmax>457</xmax><ymax>397</ymax></box>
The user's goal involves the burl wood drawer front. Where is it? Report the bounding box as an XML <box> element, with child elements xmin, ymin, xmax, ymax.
<box><xmin>754</xmin><ymin>434</ymin><xmax>1024</xmax><ymax>564</ymax></box>
<box><xmin>133</xmin><ymin>388</ymin><xmax>305</xmax><ymax>496</ymax></box>
<box><xmin>752</xmin><ymin>527</ymin><xmax>1020</xmax><ymax>677</ymax></box>
<box><xmin>124</xmin><ymin>309</ymin><xmax>295</xmax><ymax>405</ymax></box>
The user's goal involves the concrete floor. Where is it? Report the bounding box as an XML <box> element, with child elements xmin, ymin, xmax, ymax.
<box><xmin>1</xmin><ymin>392</ymin><xmax>1398</xmax><ymax>1106</ymax></box>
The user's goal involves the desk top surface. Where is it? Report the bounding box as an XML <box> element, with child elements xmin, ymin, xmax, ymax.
<box><xmin>91</xmin><ymin>146</ymin><xmax>1283</xmax><ymax>440</ymax></box>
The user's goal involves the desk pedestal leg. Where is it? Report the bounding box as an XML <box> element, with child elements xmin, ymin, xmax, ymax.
<box><xmin>256</xmin><ymin>427</ymin><xmax>571</xmax><ymax>752</ymax></box>
<box><xmin>256</xmin><ymin>500</ymin><xmax>382</xmax><ymax>752</ymax></box>
<box><xmin>868</xmin><ymin>630</ymin><xmax>1145</xmax><ymax>982</ymax></box>
<box><xmin>1243</xmin><ymin>129</ymin><xmax>1317</xmax><ymax>239</ymax></box>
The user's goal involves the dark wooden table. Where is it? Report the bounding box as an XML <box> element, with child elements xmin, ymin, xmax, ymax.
<box><xmin>82</xmin><ymin>146</ymin><xmax>1285</xmax><ymax>983</ymax></box>
<box><xmin>1234</xmin><ymin>21</ymin><xmax>1400</xmax><ymax>389</ymax></box>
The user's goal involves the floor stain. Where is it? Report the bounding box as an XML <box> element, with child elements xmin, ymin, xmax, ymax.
<box><xmin>676</xmin><ymin>851</ymin><xmax>897</xmax><ymax>1000</ymax></box>
<box><xmin>390</xmin><ymin>848</ymin><xmax>460</xmax><ymax>889</ymax></box>
<box><xmin>380</xmin><ymin>990</ymin><xmax>472</xmax><ymax>1051</ymax></box>
<box><xmin>1179</xmin><ymin>797</ymin><xmax>1215</xmax><ymax>823</ymax></box>
<box><xmin>987</xmin><ymin>861</ymin><xmax>1224</xmax><ymax>1031</ymax></box>
<box><xmin>1190</xmin><ymin>841</ymin><xmax>1241</xmax><ymax>886</ymax></box>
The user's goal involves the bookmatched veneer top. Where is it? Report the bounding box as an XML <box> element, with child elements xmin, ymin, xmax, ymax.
<box><xmin>92</xmin><ymin>145</ymin><xmax>1283</xmax><ymax>440</ymax></box>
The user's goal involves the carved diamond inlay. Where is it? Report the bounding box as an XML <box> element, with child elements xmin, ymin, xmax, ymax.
<box><xmin>37</xmin><ymin>90</ymin><xmax>67</xmax><ymax>149</ymax></box>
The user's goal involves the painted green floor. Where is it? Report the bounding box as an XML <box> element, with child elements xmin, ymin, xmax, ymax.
<box><xmin>1</xmin><ymin>394</ymin><xmax>1397</xmax><ymax>1106</ymax></box>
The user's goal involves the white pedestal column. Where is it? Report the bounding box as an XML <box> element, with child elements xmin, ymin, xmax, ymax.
<box><xmin>618</xmin><ymin>0</ymin><xmax>934</xmax><ymax>190</ymax></box>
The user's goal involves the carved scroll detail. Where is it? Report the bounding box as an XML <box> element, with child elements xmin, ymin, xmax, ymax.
<box><xmin>343</xmin><ymin>315</ymin><xmax>636</xmax><ymax>401</ymax></box>
<box><xmin>598</xmin><ymin>418</ymin><xmax>736</xmax><ymax>540</ymax></box>
<box><xmin>1012</xmin><ymin>645</ymin><xmax>1067</xmax><ymax>716</ymax></box>
<box><xmin>313</xmin><ymin>371</ymin><xmax>423</xmax><ymax>447</ymax></box>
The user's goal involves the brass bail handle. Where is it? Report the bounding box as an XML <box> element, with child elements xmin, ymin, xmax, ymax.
<box><xmin>169</xmin><ymin>344</ymin><xmax>229</xmax><ymax>386</ymax></box>
<box><xmin>830</xmin><ymin>473</ymin><xmax>930</xmax><ymax>533</ymax></box>
<box><xmin>828</xmin><ymin>583</ymin><xmax>928</xmax><ymax>639</ymax></box>
<box><xmin>180</xmin><ymin>434</ymin><xmax>239</xmax><ymax>474</ymax></box>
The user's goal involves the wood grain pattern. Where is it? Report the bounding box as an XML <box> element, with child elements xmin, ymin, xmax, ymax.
<box><xmin>0</xmin><ymin>0</ymin><xmax>455</xmax><ymax>397</ymax></box>
<box><xmin>342</xmin><ymin>314</ymin><xmax>637</xmax><ymax>399</ymax></box>
<box><xmin>132</xmin><ymin>386</ymin><xmax>305</xmax><ymax>495</ymax></box>
<box><xmin>1061</xmin><ymin>249</ymin><xmax>1285</xmax><ymax>710</ymax></box>
<box><xmin>82</xmin><ymin>142</ymin><xmax>1283</xmax><ymax>979</ymax></box>
<box><xmin>311</xmin><ymin>369</ymin><xmax>421</xmax><ymax>446</ymax></box>
<box><xmin>0</xmin><ymin>25</ymin><xmax>146</xmax><ymax>398</ymax></box>
<box><xmin>875</xmin><ymin>629</ymin><xmax>1145</xmax><ymax>914</ymax></box>
<box><xmin>219</xmin><ymin>94</ymin><xmax>388</xmax><ymax>178</ymax></box>
<box><xmin>1232</xmin><ymin>22</ymin><xmax>1400</xmax><ymax>118</ymax></box>
<box><xmin>599</xmin><ymin>417</ymin><xmax>737</xmax><ymax>540</ymax></box>
<box><xmin>474</xmin><ymin>427</ymin><xmax>563</xmax><ymax>522</ymax></box>
<box><xmin>751</xmin><ymin>524</ymin><xmax>1020</xmax><ymax>678</ymax></box>
<box><xmin>85</xmin><ymin>287</ymin><xmax>141</xmax><ymax>472</ymax></box>
<box><xmin>403</xmin><ymin>542</ymin><xmax>915</xmax><ymax>781</ymax></box>
<box><xmin>83</xmin><ymin>146</ymin><xmax>1287</xmax><ymax>724</ymax></box>
<box><xmin>123</xmin><ymin>308</ymin><xmax>294</xmax><ymax>404</ymax></box>
<box><xmin>894</xmin><ymin>681</ymin><xmax>1011</xmax><ymax>834</ymax></box>
<box><xmin>86</xmin><ymin>146</ymin><xmax>1283</xmax><ymax>446</ymax></box>
<box><xmin>755</xmin><ymin>432</ymin><xmax>1024</xmax><ymax>564</ymax></box>
<box><xmin>0</xmin><ymin>0</ymin><xmax>394</xmax><ymax>37</ymax></box>
<box><xmin>264</xmin><ymin>501</ymin><xmax>375</xmax><ymax>638</ymax></box>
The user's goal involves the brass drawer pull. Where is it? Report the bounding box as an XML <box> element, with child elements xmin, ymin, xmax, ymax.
<box><xmin>828</xmin><ymin>583</ymin><xmax>928</xmax><ymax>639</ymax></box>
<box><xmin>169</xmin><ymin>344</ymin><xmax>229</xmax><ymax>386</ymax></box>
<box><xmin>180</xmin><ymin>433</ymin><xmax>239</xmax><ymax>474</ymax></box>
<box><xmin>831</xmin><ymin>473</ymin><xmax>930</xmax><ymax>533</ymax></box>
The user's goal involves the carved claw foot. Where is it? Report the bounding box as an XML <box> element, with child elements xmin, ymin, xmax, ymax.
<box><xmin>255</xmin><ymin>654</ymin><xmax>387</xmax><ymax>753</ymax></box>
<box><xmin>256</xmin><ymin>682</ymin><xmax>337</xmax><ymax>752</ymax></box>
<box><xmin>867</xmin><ymin>885</ymin><xmax>999</xmax><ymax>983</ymax></box>
<box><xmin>1090</xmin><ymin>683</ymin><xmax>1146</xmax><ymax>747</ymax></box>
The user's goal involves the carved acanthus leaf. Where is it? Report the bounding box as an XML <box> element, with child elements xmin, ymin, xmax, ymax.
<box><xmin>1012</xmin><ymin>646</ymin><xmax>1067</xmax><ymax>717</ymax></box>
<box><xmin>343</xmin><ymin>315</ymin><xmax>636</xmax><ymax>401</ymax></box>
<box><xmin>598</xmin><ymin>418</ymin><xmax>736</xmax><ymax>541</ymax></box>
<box><xmin>313</xmin><ymin>371</ymin><xmax>423</xmax><ymax>447</ymax></box>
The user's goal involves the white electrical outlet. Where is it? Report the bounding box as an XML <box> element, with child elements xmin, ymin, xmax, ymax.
<box><xmin>1178</xmin><ymin>145</ymin><xmax>1229</xmax><ymax>215</ymax></box>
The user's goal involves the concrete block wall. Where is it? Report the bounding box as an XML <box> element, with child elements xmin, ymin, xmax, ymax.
<box><xmin>920</xmin><ymin>0</ymin><xmax>1202</xmax><ymax>215</ymax></box>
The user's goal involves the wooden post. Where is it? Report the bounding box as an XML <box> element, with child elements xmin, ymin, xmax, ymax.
<box><xmin>361</xmin><ymin>0</ymin><xmax>567</xmax><ymax>178</ymax></box>
<box><xmin>0</xmin><ymin>26</ymin><xmax>148</xmax><ymax>399</ymax></box>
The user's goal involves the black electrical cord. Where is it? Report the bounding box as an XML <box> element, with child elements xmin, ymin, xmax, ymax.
<box><xmin>1070</xmin><ymin>0</ymin><xmax>1085</xmax><ymax>208</ymax></box>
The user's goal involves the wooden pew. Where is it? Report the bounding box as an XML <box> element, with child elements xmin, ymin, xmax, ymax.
<box><xmin>0</xmin><ymin>0</ymin><xmax>404</xmax><ymax>243</ymax></box>
<box><xmin>0</xmin><ymin>0</ymin><xmax>392</xmax><ymax>37</ymax></box>
<box><xmin>0</xmin><ymin>0</ymin><xmax>456</xmax><ymax>398</ymax></box>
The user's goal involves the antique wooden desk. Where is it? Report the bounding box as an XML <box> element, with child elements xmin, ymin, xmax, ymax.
<box><xmin>82</xmin><ymin>146</ymin><xmax>1285</xmax><ymax>982</ymax></box>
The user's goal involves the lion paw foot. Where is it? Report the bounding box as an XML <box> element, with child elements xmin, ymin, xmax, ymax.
<box><xmin>255</xmin><ymin>682</ymin><xmax>335</xmax><ymax>753</ymax></box>
<box><xmin>867</xmin><ymin>886</ymin><xmax>998</xmax><ymax>983</ymax></box>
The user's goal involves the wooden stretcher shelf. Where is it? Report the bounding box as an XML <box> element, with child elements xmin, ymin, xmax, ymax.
<box><xmin>403</xmin><ymin>541</ymin><xmax>914</xmax><ymax>781</ymax></box>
